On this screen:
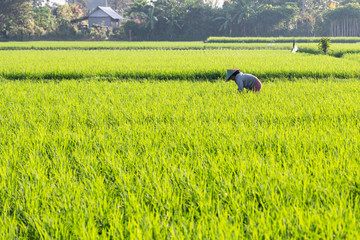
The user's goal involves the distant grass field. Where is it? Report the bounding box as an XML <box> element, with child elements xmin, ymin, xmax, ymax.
<box><xmin>0</xmin><ymin>41</ymin><xmax>293</xmax><ymax>50</ymax></box>
<box><xmin>0</xmin><ymin>79</ymin><xmax>359</xmax><ymax>239</ymax></box>
<box><xmin>297</xmin><ymin>42</ymin><xmax>360</xmax><ymax>57</ymax></box>
<box><xmin>2</xmin><ymin>40</ymin><xmax>360</xmax><ymax>61</ymax></box>
<box><xmin>206</xmin><ymin>36</ymin><xmax>360</xmax><ymax>43</ymax></box>
<box><xmin>1</xmin><ymin>41</ymin><xmax>359</xmax><ymax>55</ymax></box>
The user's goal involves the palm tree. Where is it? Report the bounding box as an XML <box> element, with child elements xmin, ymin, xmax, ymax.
<box><xmin>213</xmin><ymin>0</ymin><xmax>264</xmax><ymax>36</ymax></box>
<box><xmin>142</xmin><ymin>6</ymin><xmax>158</xmax><ymax>32</ymax></box>
<box><xmin>213</xmin><ymin>13</ymin><xmax>235</xmax><ymax>36</ymax></box>
<box><xmin>127</xmin><ymin>0</ymin><xmax>158</xmax><ymax>39</ymax></box>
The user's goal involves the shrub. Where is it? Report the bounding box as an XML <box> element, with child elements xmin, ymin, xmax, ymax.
<box><xmin>318</xmin><ymin>37</ymin><xmax>331</xmax><ymax>55</ymax></box>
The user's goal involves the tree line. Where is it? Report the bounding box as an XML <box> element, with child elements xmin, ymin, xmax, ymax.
<box><xmin>0</xmin><ymin>0</ymin><xmax>359</xmax><ymax>41</ymax></box>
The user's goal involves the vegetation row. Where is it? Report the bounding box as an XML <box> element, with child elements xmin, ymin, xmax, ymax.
<box><xmin>2</xmin><ymin>41</ymin><xmax>360</xmax><ymax>59</ymax></box>
<box><xmin>206</xmin><ymin>37</ymin><xmax>360</xmax><ymax>43</ymax></box>
<box><xmin>0</xmin><ymin>41</ymin><xmax>294</xmax><ymax>51</ymax></box>
<box><xmin>1</xmin><ymin>49</ymin><xmax>360</xmax><ymax>80</ymax></box>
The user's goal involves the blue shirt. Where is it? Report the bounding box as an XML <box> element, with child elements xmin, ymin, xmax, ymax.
<box><xmin>235</xmin><ymin>72</ymin><xmax>257</xmax><ymax>93</ymax></box>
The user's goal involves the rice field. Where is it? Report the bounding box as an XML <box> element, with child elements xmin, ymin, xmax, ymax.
<box><xmin>298</xmin><ymin>42</ymin><xmax>360</xmax><ymax>57</ymax></box>
<box><xmin>1</xmin><ymin>41</ymin><xmax>360</xmax><ymax>239</ymax></box>
<box><xmin>1</xmin><ymin>41</ymin><xmax>360</xmax><ymax>55</ymax></box>
<box><xmin>0</xmin><ymin>41</ymin><xmax>293</xmax><ymax>50</ymax></box>
<box><xmin>1</xmin><ymin>49</ymin><xmax>360</xmax><ymax>80</ymax></box>
<box><xmin>342</xmin><ymin>53</ymin><xmax>360</xmax><ymax>62</ymax></box>
<box><xmin>206</xmin><ymin>36</ymin><xmax>360</xmax><ymax>43</ymax></box>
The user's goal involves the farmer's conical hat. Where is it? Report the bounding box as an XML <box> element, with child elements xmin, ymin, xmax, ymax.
<box><xmin>226</xmin><ymin>69</ymin><xmax>239</xmax><ymax>82</ymax></box>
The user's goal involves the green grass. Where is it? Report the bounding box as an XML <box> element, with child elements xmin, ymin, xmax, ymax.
<box><xmin>0</xmin><ymin>41</ymin><xmax>293</xmax><ymax>50</ymax></box>
<box><xmin>1</xmin><ymin>38</ymin><xmax>359</xmax><ymax>51</ymax></box>
<box><xmin>1</xmin><ymin>41</ymin><xmax>360</xmax><ymax>238</ymax></box>
<box><xmin>342</xmin><ymin>53</ymin><xmax>360</xmax><ymax>62</ymax></box>
<box><xmin>0</xmin><ymin>41</ymin><xmax>205</xmax><ymax>50</ymax></box>
<box><xmin>1</xmin><ymin>49</ymin><xmax>360</xmax><ymax>80</ymax></box>
<box><xmin>206</xmin><ymin>36</ymin><xmax>360</xmax><ymax>43</ymax></box>
<box><xmin>297</xmin><ymin>42</ymin><xmax>360</xmax><ymax>57</ymax></box>
<box><xmin>0</xmin><ymin>78</ymin><xmax>360</xmax><ymax>239</ymax></box>
<box><xmin>1</xmin><ymin>41</ymin><xmax>359</xmax><ymax>59</ymax></box>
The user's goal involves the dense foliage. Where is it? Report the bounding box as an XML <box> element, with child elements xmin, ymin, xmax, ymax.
<box><xmin>1</xmin><ymin>0</ymin><xmax>360</xmax><ymax>40</ymax></box>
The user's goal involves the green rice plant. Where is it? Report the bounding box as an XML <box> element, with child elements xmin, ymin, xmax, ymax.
<box><xmin>297</xmin><ymin>42</ymin><xmax>360</xmax><ymax>57</ymax></box>
<box><xmin>0</xmin><ymin>41</ymin><xmax>207</xmax><ymax>50</ymax></box>
<box><xmin>0</xmin><ymin>41</ymin><xmax>294</xmax><ymax>51</ymax></box>
<box><xmin>1</xmin><ymin>41</ymin><xmax>359</xmax><ymax>57</ymax></box>
<box><xmin>0</xmin><ymin>79</ymin><xmax>359</xmax><ymax>239</ymax></box>
<box><xmin>0</xmin><ymin>49</ymin><xmax>359</xmax><ymax>80</ymax></box>
<box><xmin>206</xmin><ymin>36</ymin><xmax>360</xmax><ymax>43</ymax></box>
<box><xmin>343</xmin><ymin>53</ymin><xmax>360</xmax><ymax>62</ymax></box>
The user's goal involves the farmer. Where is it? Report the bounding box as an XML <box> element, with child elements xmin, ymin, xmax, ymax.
<box><xmin>226</xmin><ymin>69</ymin><xmax>262</xmax><ymax>93</ymax></box>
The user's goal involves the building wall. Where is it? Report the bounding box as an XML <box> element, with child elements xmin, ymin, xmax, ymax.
<box><xmin>88</xmin><ymin>17</ymin><xmax>112</xmax><ymax>27</ymax></box>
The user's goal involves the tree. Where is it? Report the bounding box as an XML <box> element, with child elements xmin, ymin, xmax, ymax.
<box><xmin>50</xmin><ymin>4</ymin><xmax>84</xmax><ymax>39</ymax></box>
<box><xmin>213</xmin><ymin>12</ymin><xmax>236</xmax><ymax>36</ymax></box>
<box><xmin>126</xmin><ymin>0</ymin><xmax>154</xmax><ymax>39</ymax></box>
<box><xmin>0</xmin><ymin>0</ymin><xmax>38</xmax><ymax>39</ymax></box>
<box><xmin>0</xmin><ymin>0</ymin><xmax>29</xmax><ymax>30</ymax></box>
<box><xmin>32</xmin><ymin>0</ymin><xmax>49</xmax><ymax>7</ymax></box>
<box><xmin>154</xmin><ymin>0</ymin><xmax>188</xmax><ymax>40</ymax></box>
<box><xmin>31</xmin><ymin>6</ymin><xmax>55</xmax><ymax>32</ymax></box>
<box><xmin>181</xmin><ymin>4</ymin><xmax>219</xmax><ymax>40</ymax></box>
<box><xmin>248</xmin><ymin>4</ymin><xmax>299</xmax><ymax>36</ymax></box>
<box><xmin>203</xmin><ymin>0</ymin><xmax>222</xmax><ymax>8</ymax></box>
<box><xmin>125</xmin><ymin>0</ymin><xmax>216</xmax><ymax>40</ymax></box>
<box><xmin>107</xmin><ymin>0</ymin><xmax>132</xmax><ymax>13</ymax></box>
<box><xmin>318</xmin><ymin>36</ymin><xmax>331</xmax><ymax>54</ymax></box>
<box><xmin>323</xmin><ymin>3</ymin><xmax>360</xmax><ymax>36</ymax></box>
<box><xmin>66</xmin><ymin>0</ymin><xmax>87</xmax><ymax>9</ymax></box>
<box><xmin>213</xmin><ymin>0</ymin><xmax>264</xmax><ymax>36</ymax></box>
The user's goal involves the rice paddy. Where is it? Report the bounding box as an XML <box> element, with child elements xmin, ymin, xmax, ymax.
<box><xmin>1</xmin><ymin>49</ymin><xmax>360</xmax><ymax>80</ymax></box>
<box><xmin>0</xmin><ymin>40</ymin><xmax>360</xmax><ymax>239</ymax></box>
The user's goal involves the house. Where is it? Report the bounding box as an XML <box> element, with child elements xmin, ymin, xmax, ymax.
<box><xmin>88</xmin><ymin>6</ymin><xmax>124</xmax><ymax>27</ymax></box>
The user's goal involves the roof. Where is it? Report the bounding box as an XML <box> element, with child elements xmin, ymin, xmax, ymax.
<box><xmin>89</xmin><ymin>6</ymin><xmax>124</xmax><ymax>20</ymax></box>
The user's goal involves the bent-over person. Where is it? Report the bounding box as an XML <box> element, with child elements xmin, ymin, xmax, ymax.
<box><xmin>226</xmin><ymin>69</ymin><xmax>262</xmax><ymax>93</ymax></box>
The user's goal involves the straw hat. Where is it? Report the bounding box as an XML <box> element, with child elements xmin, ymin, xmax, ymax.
<box><xmin>226</xmin><ymin>69</ymin><xmax>239</xmax><ymax>82</ymax></box>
